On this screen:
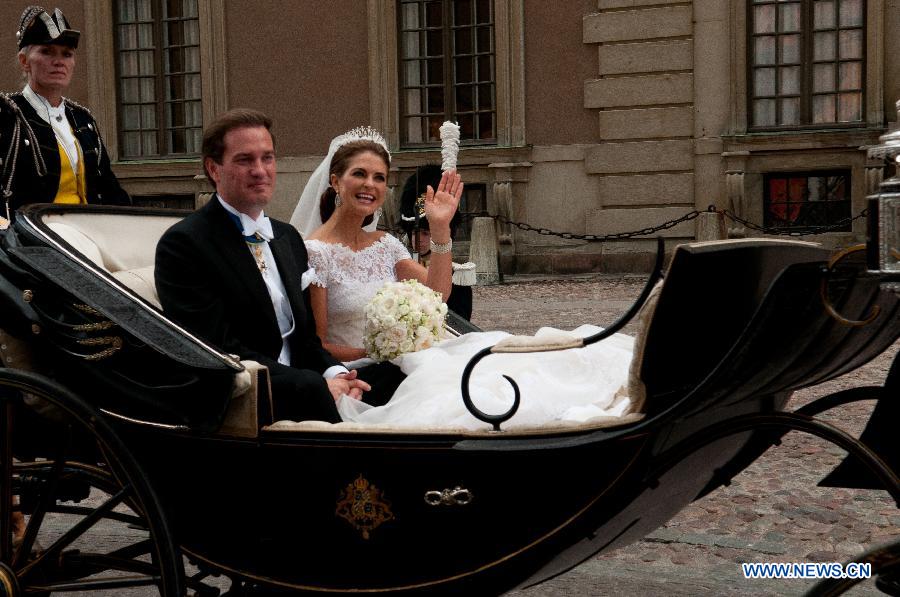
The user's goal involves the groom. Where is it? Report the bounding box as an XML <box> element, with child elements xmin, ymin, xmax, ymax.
<box><xmin>155</xmin><ymin>108</ymin><xmax>370</xmax><ymax>423</ymax></box>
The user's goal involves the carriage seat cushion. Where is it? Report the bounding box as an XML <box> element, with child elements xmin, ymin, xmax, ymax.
<box><xmin>264</xmin><ymin>411</ymin><xmax>646</xmax><ymax>435</ymax></box>
<box><xmin>45</xmin><ymin>216</ymin><xmax>175</xmax><ymax>308</ymax></box>
<box><xmin>47</xmin><ymin>221</ymin><xmax>105</xmax><ymax>268</ymax></box>
<box><xmin>110</xmin><ymin>266</ymin><xmax>160</xmax><ymax>307</ymax></box>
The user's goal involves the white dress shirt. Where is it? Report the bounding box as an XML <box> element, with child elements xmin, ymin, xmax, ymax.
<box><xmin>23</xmin><ymin>84</ymin><xmax>79</xmax><ymax>176</ymax></box>
<box><xmin>217</xmin><ymin>197</ymin><xmax>346</xmax><ymax>379</ymax></box>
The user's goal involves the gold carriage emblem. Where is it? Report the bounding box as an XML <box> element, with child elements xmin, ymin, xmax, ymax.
<box><xmin>335</xmin><ymin>474</ymin><xmax>395</xmax><ymax>540</ymax></box>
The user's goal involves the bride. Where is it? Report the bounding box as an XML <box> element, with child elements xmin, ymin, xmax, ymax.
<box><xmin>291</xmin><ymin>127</ymin><xmax>636</xmax><ymax>430</ymax></box>
<box><xmin>290</xmin><ymin>127</ymin><xmax>462</xmax><ymax>405</ymax></box>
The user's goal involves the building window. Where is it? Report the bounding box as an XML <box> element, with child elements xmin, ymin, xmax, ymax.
<box><xmin>398</xmin><ymin>0</ymin><xmax>496</xmax><ymax>146</ymax></box>
<box><xmin>763</xmin><ymin>170</ymin><xmax>851</xmax><ymax>231</ymax></box>
<box><xmin>114</xmin><ymin>0</ymin><xmax>202</xmax><ymax>158</ymax></box>
<box><xmin>749</xmin><ymin>0</ymin><xmax>864</xmax><ymax>129</ymax></box>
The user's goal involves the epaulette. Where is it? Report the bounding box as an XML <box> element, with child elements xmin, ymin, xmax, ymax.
<box><xmin>0</xmin><ymin>92</ymin><xmax>21</xmax><ymax>110</ymax></box>
<box><xmin>0</xmin><ymin>92</ymin><xmax>27</xmax><ymax>118</ymax></box>
<box><xmin>0</xmin><ymin>90</ymin><xmax>48</xmax><ymax>185</ymax></box>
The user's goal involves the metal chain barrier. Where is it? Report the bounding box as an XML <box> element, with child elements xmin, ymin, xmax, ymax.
<box><xmin>718</xmin><ymin>208</ymin><xmax>869</xmax><ymax>237</ymax></box>
<box><xmin>382</xmin><ymin>206</ymin><xmax>869</xmax><ymax>241</ymax></box>
<box><xmin>491</xmin><ymin>210</ymin><xmax>703</xmax><ymax>241</ymax></box>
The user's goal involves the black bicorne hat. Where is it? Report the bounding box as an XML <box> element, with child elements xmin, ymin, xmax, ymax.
<box><xmin>17</xmin><ymin>6</ymin><xmax>80</xmax><ymax>50</ymax></box>
<box><xmin>399</xmin><ymin>164</ymin><xmax>461</xmax><ymax>234</ymax></box>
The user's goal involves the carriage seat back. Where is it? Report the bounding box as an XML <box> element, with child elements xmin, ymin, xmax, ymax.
<box><xmin>43</xmin><ymin>212</ymin><xmax>178</xmax><ymax>308</ymax></box>
<box><xmin>21</xmin><ymin>209</ymin><xmax>267</xmax><ymax>436</ymax></box>
<box><xmin>633</xmin><ymin>238</ymin><xmax>830</xmax><ymax>415</ymax></box>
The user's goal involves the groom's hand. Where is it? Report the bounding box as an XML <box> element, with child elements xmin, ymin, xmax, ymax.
<box><xmin>327</xmin><ymin>370</ymin><xmax>371</xmax><ymax>401</ymax></box>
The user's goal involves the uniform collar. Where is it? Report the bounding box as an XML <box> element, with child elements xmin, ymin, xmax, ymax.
<box><xmin>23</xmin><ymin>84</ymin><xmax>66</xmax><ymax>125</ymax></box>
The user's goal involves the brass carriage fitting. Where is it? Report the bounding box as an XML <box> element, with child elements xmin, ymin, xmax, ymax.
<box><xmin>73</xmin><ymin>303</ymin><xmax>103</xmax><ymax>316</ymax></box>
<box><xmin>72</xmin><ymin>321</ymin><xmax>116</xmax><ymax>332</ymax></box>
<box><xmin>22</xmin><ymin>289</ymin><xmax>33</xmax><ymax>302</ymax></box>
<box><xmin>424</xmin><ymin>486</ymin><xmax>474</xmax><ymax>506</ymax></box>
<box><xmin>76</xmin><ymin>336</ymin><xmax>123</xmax><ymax>361</ymax></box>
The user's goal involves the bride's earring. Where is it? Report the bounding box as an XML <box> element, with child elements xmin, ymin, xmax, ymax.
<box><xmin>375</xmin><ymin>207</ymin><xmax>383</xmax><ymax>219</ymax></box>
<box><xmin>334</xmin><ymin>193</ymin><xmax>342</xmax><ymax>208</ymax></box>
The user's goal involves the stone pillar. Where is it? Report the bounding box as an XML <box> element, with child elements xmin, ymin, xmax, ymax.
<box><xmin>193</xmin><ymin>174</ymin><xmax>214</xmax><ymax>209</ymax></box>
<box><xmin>488</xmin><ymin>161</ymin><xmax>531</xmax><ymax>275</ymax></box>
<box><xmin>725</xmin><ymin>170</ymin><xmax>747</xmax><ymax>238</ymax></box>
<box><xmin>492</xmin><ymin>181</ymin><xmax>514</xmax><ymax>245</ymax></box>
<box><xmin>696</xmin><ymin>211</ymin><xmax>726</xmax><ymax>241</ymax></box>
<box><xmin>866</xmin><ymin>164</ymin><xmax>885</xmax><ymax>195</ymax></box>
<box><xmin>380</xmin><ymin>185</ymin><xmax>399</xmax><ymax>234</ymax></box>
<box><xmin>469</xmin><ymin>217</ymin><xmax>501</xmax><ymax>285</ymax></box>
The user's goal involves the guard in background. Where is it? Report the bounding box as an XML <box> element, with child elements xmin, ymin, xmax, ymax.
<box><xmin>0</xmin><ymin>5</ymin><xmax>130</xmax><ymax>227</ymax></box>
<box><xmin>399</xmin><ymin>164</ymin><xmax>475</xmax><ymax>320</ymax></box>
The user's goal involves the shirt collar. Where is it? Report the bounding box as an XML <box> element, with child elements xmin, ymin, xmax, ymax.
<box><xmin>217</xmin><ymin>195</ymin><xmax>274</xmax><ymax>241</ymax></box>
<box><xmin>23</xmin><ymin>84</ymin><xmax>66</xmax><ymax>125</ymax></box>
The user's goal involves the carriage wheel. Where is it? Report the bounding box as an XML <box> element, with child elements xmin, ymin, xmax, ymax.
<box><xmin>0</xmin><ymin>368</ymin><xmax>185</xmax><ymax>596</ymax></box>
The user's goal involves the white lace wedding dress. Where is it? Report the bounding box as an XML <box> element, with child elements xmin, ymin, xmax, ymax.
<box><xmin>306</xmin><ymin>235</ymin><xmax>635</xmax><ymax>430</ymax></box>
<box><xmin>305</xmin><ymin>234</ymin><xmax>411</xmax><ymax>349</ymax></box>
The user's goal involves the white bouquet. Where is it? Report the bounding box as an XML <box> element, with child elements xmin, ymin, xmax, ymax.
<box><xmin>364</xmin><ymin>279</ymin><xmax>448</xmax><ymax>361</ymax></box>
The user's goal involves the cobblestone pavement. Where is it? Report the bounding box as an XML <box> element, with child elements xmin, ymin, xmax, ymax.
<box><xmin>474</xmin><ymin>275</ymin><xmax>899</xmax><ymax>597</ymax></box>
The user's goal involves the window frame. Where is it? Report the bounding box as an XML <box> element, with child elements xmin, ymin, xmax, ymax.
<box><xmin>729</xmin><ymin>0</ymin><xmax>883</xmax><ymax>136</ymax></box>
<box><xmin>762</xmin><ymin>168</ymin><xmax>853</xmax><ymax>231</ymax></box>
<box><xmin>368</xmin><ymin>0</ymin><xmax>524</xmax><ymax>152</ymax></box>
<box><xmin>746</xmin><ymin>0</ymin><xmax>867</xmax><ymax>131</ymax></box>
<box><xmin>396</xmin><ymin>0</ymin><xmax>498</xmax><ymax>148</ymax></box>
<box><xmin>113</xmin><ymin>0</ymin><xmax>204</xmax><ymax>159</ymax></box>
<box><xmin>86</xmin><ymin>0</ymin><xmax>227</xmax><ymax>164</ymax></box>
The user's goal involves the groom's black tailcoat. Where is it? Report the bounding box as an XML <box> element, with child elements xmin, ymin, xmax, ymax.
<box><xmin>155</xmin><ymin>197</ymin><xmax>343</xmax><ymax>423</ymax></box>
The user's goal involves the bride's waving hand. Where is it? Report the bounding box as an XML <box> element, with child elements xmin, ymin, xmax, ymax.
<box><xmin>395</xmin><ymin>169</ymin><xmax>463</xmax><ymax>300</ymax></box>
<box><xmin>422</xmin><ymin>170</ymin><xmax>464</xmax><ymax>233</ymax></box>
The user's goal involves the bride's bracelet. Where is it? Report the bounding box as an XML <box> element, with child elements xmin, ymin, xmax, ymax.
<box><xmin>430</xmin><ymin>238</ymin><xmax>452</xmax><ymax>254</ymax></box>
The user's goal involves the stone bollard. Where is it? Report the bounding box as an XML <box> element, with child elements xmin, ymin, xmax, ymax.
<box><xmin>469</xmin><ymin>216</ymin><xmax>501</xmax><ymax>285</ymax></box>
<box><xmin>695</xmin><ymin>211</ymin><xmax>726</xmax><ymax>241</ymax></box>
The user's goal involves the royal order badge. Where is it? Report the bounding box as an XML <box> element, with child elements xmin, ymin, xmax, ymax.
<box><xmin>335</xmin><ymin>474</ymin><xmax>395</xmax><ymax>539</ymax></box>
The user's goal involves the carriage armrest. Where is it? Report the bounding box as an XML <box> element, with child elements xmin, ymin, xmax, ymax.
<box><xmin>626</xmin><ymin>279</ymin><xmax>664</xmax><ymax>414</ymax></box>
<box><xmin>216</xmin><ymin>360</ymin><xmax>272</xmax><ymax>438</ymax></box>
<box><xmin>492</xmin><ymin>333</ymin><xmax>584</xmax><ymax>353</ymax></box>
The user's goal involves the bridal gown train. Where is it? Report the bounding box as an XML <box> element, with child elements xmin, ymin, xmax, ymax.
<box><xmin>336</xmin><ymin>324</ymin><xmax>635</xmax><ymax>430</ymax></box>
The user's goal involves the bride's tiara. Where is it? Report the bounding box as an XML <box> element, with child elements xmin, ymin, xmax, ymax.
<box><xmin>330</xmin><ymin>126</ymin><xmax>390</xmax><ymax>158</ymax></box>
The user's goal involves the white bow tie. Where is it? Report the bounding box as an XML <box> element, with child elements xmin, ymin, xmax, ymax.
<box><xmin>240</xmin><ymin>213</ymin><xmax>274</xmax><ymax>241</ymax></box>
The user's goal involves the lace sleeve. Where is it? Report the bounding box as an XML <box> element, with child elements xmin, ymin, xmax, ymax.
<box><xmin>304</xmin><ymin>240</ymin><xmax>329</xmax><ymax>288</ymax></box>
<box><xmin>381</xmin><ymin>234</ymin><xmax>412</xmax><ymax>264</ymax></box>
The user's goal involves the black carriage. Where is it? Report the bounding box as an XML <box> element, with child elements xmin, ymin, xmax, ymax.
<box><xmin>0</xmin><ymin>203</ymin><xmax>897</xmax><ymax>596</ymax></box>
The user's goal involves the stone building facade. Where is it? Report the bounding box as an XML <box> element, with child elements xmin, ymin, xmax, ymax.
<box><xmin>2</xmin><ymin>0</ymin><xmax>897</xmax><ymax>273</ymax></box>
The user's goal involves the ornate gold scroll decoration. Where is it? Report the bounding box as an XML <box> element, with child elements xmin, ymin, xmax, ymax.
<box><xmin>335</xmin><ymin>474</ymin><xmax>394</xmax><ymax>540</ymax></box>
<box><xmin>76</xmin><ymin>336</ymin><xmax>123</xmax><ymax>360</ymax></box>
